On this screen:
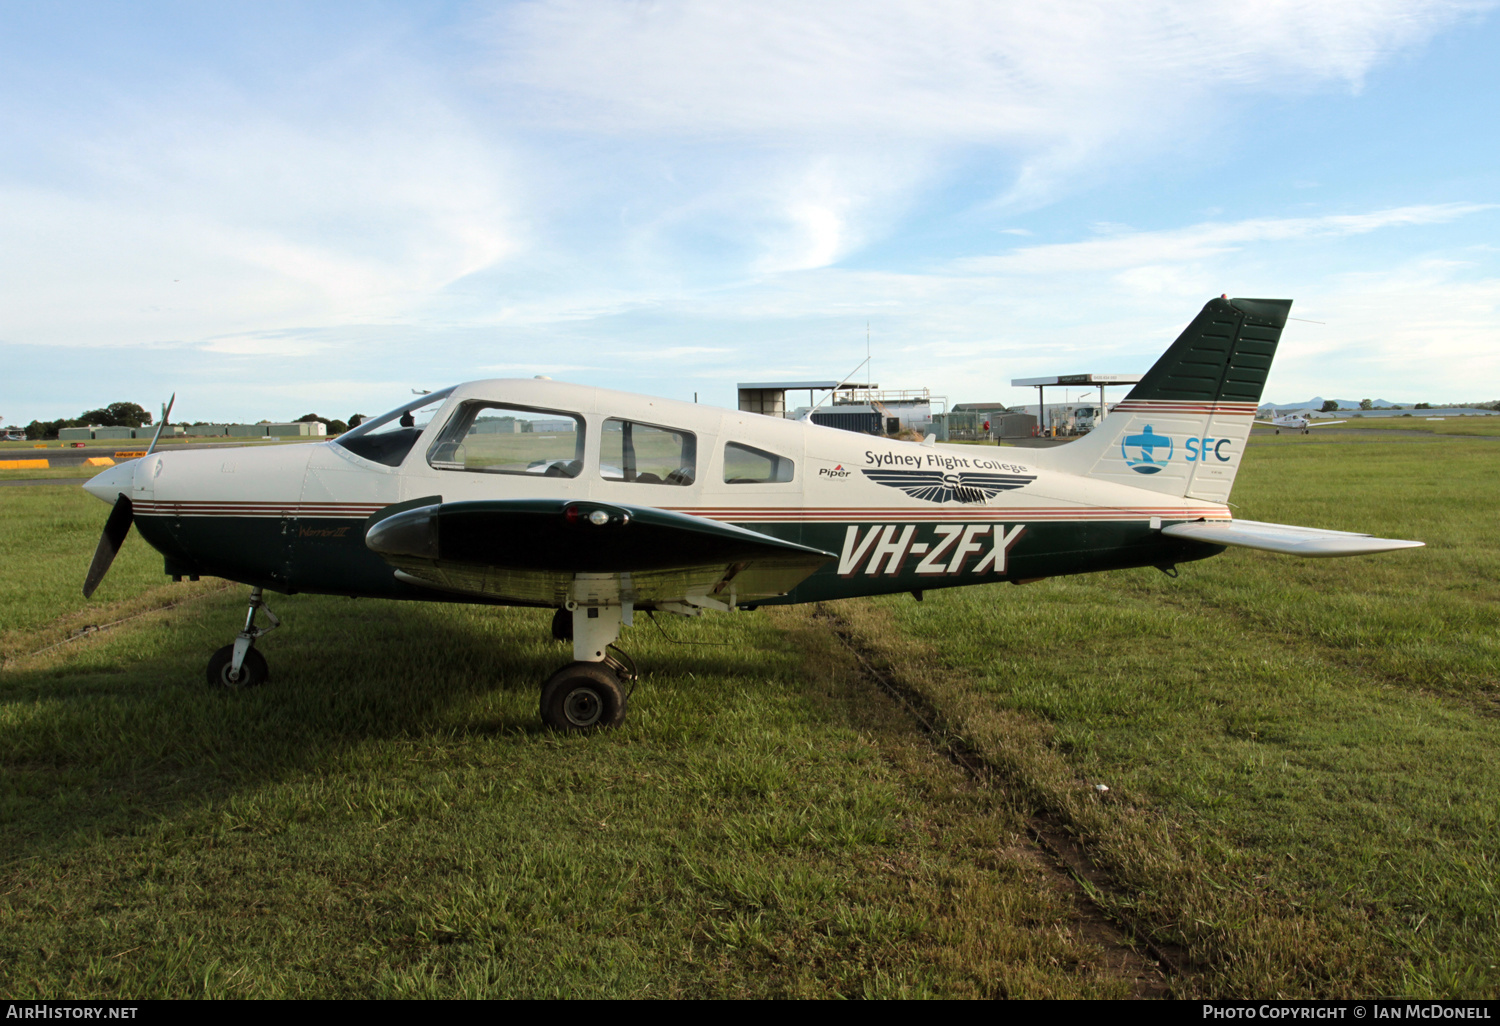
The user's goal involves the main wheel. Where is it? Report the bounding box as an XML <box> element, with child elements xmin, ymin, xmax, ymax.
<box><xmin>207</xmin><ymin>644</ymin><xmax>269</xmax><ymax>690</ymax></box>
<box><xmin>540</xmin><ymin>662</ymin><xmax>626</xmax><ymax>731</ymax></box>
<box><xmin>550</xmin><ymin>607</ymin><xmax>573</xmax><ymax>642</ymax></box>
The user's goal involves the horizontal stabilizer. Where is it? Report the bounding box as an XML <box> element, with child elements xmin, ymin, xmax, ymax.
<box><xmin>1161</xmin><ymin>518</ymin><xmax>1423</xmax><ymax>558</ymax></box>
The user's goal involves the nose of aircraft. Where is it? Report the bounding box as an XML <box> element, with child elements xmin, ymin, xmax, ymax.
<box><xmin>82</xmin><ymin>459</ymin><xmax>136</xmax><ymax>503</ymax></box>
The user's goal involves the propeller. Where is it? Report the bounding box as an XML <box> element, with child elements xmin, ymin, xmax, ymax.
<box><xmin>82</xmin><ymin>393</ymin><xmax>171</xmax><ymax>598</ymax></box>
<box><xmin>83</xmin><ymin>493</ymin><xmax>133</xmax><ymax>598</ymax></box>
<box><xmin>144</xmin><ymin>393</ymin><xmax>175</xmax><ymax>456</ymax></box>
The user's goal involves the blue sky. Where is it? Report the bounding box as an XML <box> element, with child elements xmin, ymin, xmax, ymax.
<box><xmin>2</xmin><ymin>1</ymin><xmax>1498</xmax><ymax>425</ymax></box>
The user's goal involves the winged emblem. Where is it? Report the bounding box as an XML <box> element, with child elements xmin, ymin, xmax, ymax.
<box><xmin>862</xmin><ymin>469</ymin><xmax>1037</xmax><ymax>504</ymax></box>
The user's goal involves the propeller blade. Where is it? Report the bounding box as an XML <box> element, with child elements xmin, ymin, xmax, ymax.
<box><xmin>83</xmin><ymin>494</ymin><xmax>134</xmax><ymax>598</ymax></box>
<box><xmin>143</xmin><ymin>393</ymin><xmax>176</xmax><ymax>456</ymax></box>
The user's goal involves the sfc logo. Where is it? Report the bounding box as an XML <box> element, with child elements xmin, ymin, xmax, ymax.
<box><xmin>1122</xmin><ymin>425</ymin><xmax>1173</xmax><ymax>474</ymax></box>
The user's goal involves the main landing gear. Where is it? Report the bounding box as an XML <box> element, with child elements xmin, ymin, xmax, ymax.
<box><xmin>207</xmin><ymin>587</ymin><xmax>280</xmax><ymax>689</ymax></box>
<box><xmin>540</xmin><ymin>595</ymin><xmax>637</xmax><ymax>732</ymax></box>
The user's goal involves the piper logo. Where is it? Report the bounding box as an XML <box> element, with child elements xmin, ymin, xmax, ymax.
<box><xmin>819</xmin><ymin>465</ymin><xmax>851</xmax><ymax>479</ymax></box>
<box><xmin>838</xmin><ymin>523</ymin><xmax>1026</xmax><ymax>577</ymax></box>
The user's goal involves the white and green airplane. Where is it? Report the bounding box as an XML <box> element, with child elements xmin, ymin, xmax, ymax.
<box><xmin>80</xmin><ymin>297</ymin><xmax>1421</xmax><ymax>731</ymax></box>
<box><xmin>1254</xmin><ymin>410</ymin><xmax>1348</xmax><ymax>434</ymax></box>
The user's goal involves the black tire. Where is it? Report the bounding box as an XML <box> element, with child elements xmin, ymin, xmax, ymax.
<box><xmin>540</xmin><ymin>662</ymin><xmax>626</xmax><ymax>731</ymax></box>
<box><xmin>551</xmin><ymin>607</ymin><xmax>573</xmax><ymax>642</ymax></box>
<box><xmin>206</xmin><ymin>644</ymin><xmax>269</xmax><ymax>690</ymax></box>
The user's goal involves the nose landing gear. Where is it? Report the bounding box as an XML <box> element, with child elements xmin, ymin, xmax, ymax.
<box><xmin>207</xmin><ymin>587</ymin><xmax>280</xmax><ymax>689</ymax></box>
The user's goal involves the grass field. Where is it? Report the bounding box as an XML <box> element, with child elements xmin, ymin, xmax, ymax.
<box><xmin>1252</xmin><ymin>418</ymin><xmax>1500</xmax><ymax>438</ymax></box>
<box><xmin>1</xmin><ymin>439</ymin><xmax>1496</xmax><ymax>998</ymax></box>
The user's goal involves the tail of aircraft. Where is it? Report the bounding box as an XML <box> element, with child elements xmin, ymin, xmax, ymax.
<box><xmin>1044</xmin><ymin>296</ymin><xmax>1291</xmax><ymax>503</ymax></box>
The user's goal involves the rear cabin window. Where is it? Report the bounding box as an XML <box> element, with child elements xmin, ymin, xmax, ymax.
<box><xmin>600</xmin><ymin>419</ymin><xmax>696</xmax><ymax>485</ymax></box>
<box><xmin>723</xmin><ymin>442</ymin><xmax>795</xmax><ymax>484</ymax></box>
<box><xmin>427</xmin><ymin>401</ymin><xmax>585</xmax><ymax>477</ymax></box>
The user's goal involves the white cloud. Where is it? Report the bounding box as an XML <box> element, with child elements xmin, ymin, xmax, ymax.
<box><xmin>491</xmin><ymin>1</ymin><xmax>1487</xmax><ymax>137</ymax></box>
<box><xmin>0</xmin><ymin>65</ymin><xmax>523</xmax><ymax>350</ymax></box>
<box><xmin>954</xmin><ymin>204</ymin><xmax>1497</xmax><ymax>274</ymax></box>
<box><xmin>619</xmin><ymin>347</ymin><xmax>733</xmax><ymax>360</ymax></box>
<box><xmin>484</xmin><ymin>0</ymin><xmax>1492</xmax><ymax>207</ymax></box>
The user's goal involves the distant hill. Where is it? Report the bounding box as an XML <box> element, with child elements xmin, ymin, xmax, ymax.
<box><xmin>1260</xmin><ymin>397</ymin><xmax>1403</xmax><ymax>411</ymax></box>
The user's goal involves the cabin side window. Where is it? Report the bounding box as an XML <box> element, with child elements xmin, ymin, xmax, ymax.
<box><xmin>426</xmin><ymin>401</ymin><xmax>586</xmax><ymax>477</ymax></box>
<box><xmin>599</xmin><ymin>419</ymin><xmax>696</xmax><ymax>485</ymax></box>
<box><xmin>723</xmin><ymin>442</ymin><xmax>795</xmax><ymax>484</ymax></box>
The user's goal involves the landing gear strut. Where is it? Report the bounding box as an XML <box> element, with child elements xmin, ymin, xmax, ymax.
<box><xmin>540</xmin><ymin>587</ymin><xmax>637</xmax><ymax>731</ymax></box>
<box><xmin>207</xmin><ymin>587</ymin><xmax>280</xmax><ymax>689</ymax></box>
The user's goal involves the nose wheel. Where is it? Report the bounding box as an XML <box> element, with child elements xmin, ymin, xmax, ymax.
<box><xmin>207</xmin><ymin>587</ymin><xmax>280</xmax><ymax>689</ymax></box>
<box><xmin>207</xmin><ymin>644</ymin><xmax>269</xmax><ymax>689</ymax></box>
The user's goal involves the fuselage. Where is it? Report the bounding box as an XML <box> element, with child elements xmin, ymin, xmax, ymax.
<box><xmin>84</xmin><ymin>379</ymin><xmax>1231</xmax><ymax>606</ymax></box>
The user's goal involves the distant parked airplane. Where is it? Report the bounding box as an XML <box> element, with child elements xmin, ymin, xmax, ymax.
<box><xmin>1255</xmin><ymin>411</ymin><xmax>1346</xmax><ymax>434</ymax></box>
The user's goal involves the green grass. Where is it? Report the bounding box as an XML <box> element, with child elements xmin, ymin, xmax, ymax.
<box><xmin>1253</xmin><ymin>417</ymin><xmax>1500</xmax><ymax>437</ymax></box>
<box><xmin>2</xmin><ymin>437</ymin><xmax>1496</xmax><ymax>998</ymax></box>
<box><xmin>0</xmin><ymin>493</ymin><xmax>1130</xmax><ymax>998</ymax></box>
<box><xmin>0</xmin><ymin>486</ymin><xmax>219</xmax><ymax>649</ymax></box>
<box><xmin>840</xmin><ymin>438</ymin><xmax>1500</xmax><ymax>997</ymax></box>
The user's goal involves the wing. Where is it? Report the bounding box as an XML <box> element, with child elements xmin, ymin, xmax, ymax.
<box><xmin>365</xmin><ymin>499</ymin><xmax>834</xmax><ymax>606</ymax></box>
<box><xmin>1161</xmin><ymin>518</ymin><xmax>1423</xmax><ymax>558</ymax></box>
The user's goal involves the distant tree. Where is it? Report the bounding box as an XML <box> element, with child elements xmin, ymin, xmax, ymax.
<box><xmin>75</xmin><ymin>401</ymin><xmax>152</xmax><ymax>428</ymax></box>
<box><xmin>1415</xmin><ymin>402</ymin><xmax>1431</xmax><ymax>409</ymax></box>
<box><xmin>1320</xmin><ymin>400</ymin><xmax>1339</xmax><ymax>412</ymax></box>
<box><xmin>1359</xmin><ymin>399</ymin><xmax>1374</xmax><ymax>410</ymax></box>
<box><xmin>348</xmin><ymin>414</ymin><xmax>365</xmax><ymax>429</ymax></box>
<box><xmin>25</xmin><ymin>418</ymin><xmax>66</xmax><ymax>440</ymax></box>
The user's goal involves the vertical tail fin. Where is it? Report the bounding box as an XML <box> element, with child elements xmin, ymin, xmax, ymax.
<box><xmin>1046</xmin><ymin>297</ymin><xmax>1291</xmax><ymax>503</ymax></box>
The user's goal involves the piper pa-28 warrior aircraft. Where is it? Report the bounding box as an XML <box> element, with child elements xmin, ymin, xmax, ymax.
<box><xmin>81</xmin><ymin>297</ymin><xmax>1421</xmax><ymax>731</ymax></box>
<box><xmin>1255</xmin><ymin>411</ymin><xmax>1348</xmax><ymax>434</ymax></box>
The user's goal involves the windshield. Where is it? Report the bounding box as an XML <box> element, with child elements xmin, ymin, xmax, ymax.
<box><xmin>335</xmin><ymin>387</ymin><xmax>456</xmax><ymax>467</ymax></box>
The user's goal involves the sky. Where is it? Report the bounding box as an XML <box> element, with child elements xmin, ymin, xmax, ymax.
<box><xmin>2</xmin><ymin>0</ymin><xmax>1498</xmax><ymax>426</ymax></box>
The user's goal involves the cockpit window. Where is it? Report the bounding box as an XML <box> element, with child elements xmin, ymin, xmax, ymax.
<box><xmin>600</xmin><ymin>419</ymin><xmax>696</xmax><ymax>485</ymax></box>
<box><xmin>335</xmin><ymin>388</ymin><xmax>455</xmax><ymax>467</ymax></box>
<box><xmin>724</xmin><ymin>442</ymin><xmax>795</xmax><ymax>484</ymax></box>
<box><xmin>427</xmin><ymin>401</ymin><xmax>585</xmax><ymax>477</ymax></box>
